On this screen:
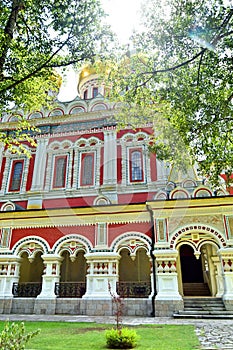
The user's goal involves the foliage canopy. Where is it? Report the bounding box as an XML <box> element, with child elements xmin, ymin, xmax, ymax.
<box><xmin>0</xmin><ymin>0</ymin><xmax>110</xmax><ymax>115</ymax></box>
<box><xmin>108</xmin><ymin>0</ymin><xmax>233</xmax><ymax>187</ymax></box>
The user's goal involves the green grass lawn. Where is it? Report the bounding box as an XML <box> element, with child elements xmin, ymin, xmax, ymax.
<box><xmin>0</xmin><ymin>321</ymin><xmax>200</xmax><ymax>350</ymax></box>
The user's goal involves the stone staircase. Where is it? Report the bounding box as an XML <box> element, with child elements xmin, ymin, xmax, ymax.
<box><xmin>173</xmin><ymin>297</ymin><xmax>233</xmax><ymax>319</ymax></box>
<box><xmin>183</xmin><ymin>283</ymin><xmax>210</xmax><ymax>296</ymax></box>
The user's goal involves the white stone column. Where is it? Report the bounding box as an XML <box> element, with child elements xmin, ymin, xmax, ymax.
<box><xmin>27</xmin><ymin>137</ymin><xmax>49</xmax><ymax>209</ymax></box>
<box><xmin>30</xmin><ymin>137</ymin><xmax>49</xmax><ymax>192</ymax></box>
<box><xmin>103</xmin><ymin>130</ymin><xmax>117</xmax><ymax>186</ymax></box>
<box><xmin>149</xmin><ymin>257</ymin><xmax>155</xmax><ymax>299</ymax></box>
<box><xmin>0</xmin><ymin>142</ymin><xmax>4</xmax><ymax>173</ymax></box>
<box><xmin>211</xmin><ymin>256</ymin><xmax>224</xmax><ymax>297</ymax></box>
<box><xmin>83</xmin><ymin>252</ymin><xmax>120</xmax><ymax>299</ymax></box>
<box><xmin>154</xmin><ymin>250</ymin><xmax>182</xmax><ymax>300</ymax></box>
<box><xmin>0</xmin><ymin>258</ymin><xmax>21</xmax><ymax>298</ymax></box>
<box><xmin>153</xmin><ymin>249</ymin><xmax>183</xmax><ymax>316</ymax></box>
<box><xmin>37</xmin><ymin>255</ymin><xmax>62</xmax><ymax>299</ymax></box>
<box><xmin>219</xmin><ymin>249</ymin><xmax>233</xmax><ymax>309</ymax></box>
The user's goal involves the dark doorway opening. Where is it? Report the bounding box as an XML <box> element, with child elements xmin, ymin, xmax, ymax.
<box><xmin>180</xmin><ymin>245</ymin><xmax>203</xmax><ymax>283</ymax></box>
<box><xmin>180</xmin><ymin>244</ymin><xmax>210</xmax><ymax>296</ymax></box>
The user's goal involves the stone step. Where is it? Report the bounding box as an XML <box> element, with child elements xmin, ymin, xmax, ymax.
<box><xmin>173</xmin><ymin>313</ymin><xmax>233</xmax><ymax>319</ymax></box>
<box><xmin>184</xmin><ymin>297</ymin><xmax>223</xmax><ymax>302</ymax></box>
<box><xmin>184</xmin><ymin>298</ymin><xmax>224</xmax><ymax>307</ymax></box>
<box><xmin>183</xmin><ymin>290</ymin><xmax>210</xmax><ymax>296</ymax></box>
<box><xmin>184</xmin><ymin>302</ymin><xmax>224</xmax><ymax>306</ymax></box>
<box><xmin>177</xmin><ymin>310</ymin><xmax>233</xmax><ymax>315</ymax></box>
<box><xmin>184</xmin><ymin>305</ymin><xmax>225</xmax><ymax>309</ymax></box>
<box><xmin>184</xmin><ymin>300</ymin><xmax>224</xmax><ymax>304</ymax></box>
<box><xmin>185</xmin><ymin>307</ymin><xmax>225</xmax><ymax>311</ymax></box>
<box><xmin>183</xmin><ymin>283</ymin><xmax>211</xmax><ymax>296</ymax></box>
<box><xmin>184</xmin><ymin>297</ymin><xmax>222</xmax><ymax>301</ymax></box>
<box><xmin>173</xmin><ymin>297</ymin><xmax>233</xmax><ymax>319</ymax></box>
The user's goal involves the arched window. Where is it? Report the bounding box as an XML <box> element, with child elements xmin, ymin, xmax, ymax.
<box><xmin>83</xmin><ymin>90</ymin><xmax>88</xmax><ymax>100</ymax></box>
<box><xmin>9</xmin><ymin>160</ymin><xmax>24</xmax><ymax>191</ymax></box>
<box><xmin>92</xmin><ymin>87</ymin><xmax>98</xmax><ymax>98</ymax></box>
<box><xmin>80</xmin><ymin>153</ymin><xmax>94</xmax><ymax>186</ymax></box>
<box><xmin>53</xmin><ymin>156</ymin><xmax>67</xmax><ymax>188</ymax></box>
<box><xmin>129</xmin><ymin>150</ymin><xmax>143</xmax><ymax>182</ymax></box>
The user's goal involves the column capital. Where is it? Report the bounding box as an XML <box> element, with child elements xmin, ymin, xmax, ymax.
<box><xmin>218</xmin><ymin>248</ymin><xmax>233</xmax><ymax>257</ymax></box>
<box><xmin>153</xmin><ymin>249</ymin><xmax>178</xmax><ymax>260</ymax></box>
<box><xmin>85</xmin><ymin>252</ymin><xmax>121</xmax><ymax>262</ymax></box>
<box><xmin>41</xmin><ymin>254</ymin><xmax>63</xmax><ymax>262</ymax></box>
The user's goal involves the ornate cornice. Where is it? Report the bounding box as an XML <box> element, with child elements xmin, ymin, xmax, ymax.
<box><xmin>147</xmin><ymin>196</ymin><xmax>233</xmax><ymax>218</ymax></box>
<box><xmin>0</xmin><ymin>204</ymin><xmax>150</xmax><ymax>229</ymax></box>
<box><xmin>1</xmin><ymin>108</ymin><xmax>117</xmax><ymax>131</ymax></box>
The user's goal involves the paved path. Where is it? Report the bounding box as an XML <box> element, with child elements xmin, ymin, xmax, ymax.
<box><xmin>0</xmin><ymin>314</ymin><xmax>232</xmax><ymax>349</ymax></box>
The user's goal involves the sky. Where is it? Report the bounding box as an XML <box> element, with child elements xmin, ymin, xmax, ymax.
<box><xmin>57</xmin><ymin>0</ymin><xmax>143</xmax><ymax>101</ymax></box>
<box><xmin>101</xmin><ymin>0</ymin><xmax>142</xmax><ymax>44</ymax></box>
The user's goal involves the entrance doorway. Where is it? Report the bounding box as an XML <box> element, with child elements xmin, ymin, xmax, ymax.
<box><xmin>180</xmin><ymin>244</ymin><xmax>210</xmax><ymax>296</ymax></box>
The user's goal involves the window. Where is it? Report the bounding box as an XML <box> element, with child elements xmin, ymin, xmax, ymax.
<box><xmin>96</xmin><ymin>223</ymin><xmax>107</xmax><ymax>246</ymax></box>
<box><xmin>129</xmin><ymin>149</ymin><xmax>144</xmax><ymax>182</ymax></box>
<box><xmin>9</xmin><ymin>160</ymin><xmax>24</xmax><ymax>191</ymax></box>
<box><xmin>0</xmin><ymin>228</ymin><xmax>11</xmax><ymax>248</ymax></box>
<box><xmin>80</xmin><ymin>152</ymin><xmax>94</xmax><ymax>186</ymax></box>
<box><xmin>53</xmin><ymin>156</ymin><xmax>67</xmax><ymax>188</ymax></box>
<box><xmin>83</xmin><ymin>89</ymin><xmax>88</xmax><ymax>100</ymax></box>
<box><xmin>49</xmin><ymin>108</ymin><xmax>64</xmax><ymax>117</ymax></box>
<box><xmin>92</xmin><ymin>87</ymin><xmax>98</xmax><ymax>98</ymax></box>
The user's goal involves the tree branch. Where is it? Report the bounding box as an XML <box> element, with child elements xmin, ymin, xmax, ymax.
<box><xmin>136</xmin><ymin>9</ymin><xmax>233</xmax><ymax>78</ymax></box>
<box><xmin>0</xmin><ymin>0</ymin><xmax>96</xmax><ymax>94</ymax></box>
<box><xmin>0</xmin><ymin>0</ymin><xmax>24</xmax><ymax>75</ymax></box>
<box><xmin>139</xmin><ymin>49</ymin><xmax>207</xmax><ymax>77</ymax></box>
<box><xmin>0</xmin><ymin>4</ymin><xmax>83</xmax><ymax>94</ymax></box>
<box><xmin>197</xmin><ymin>50</ymin><xmax>205</xmax><ymax>86</ymax></box>
<box><xmin>227</xmin><ymin>91</ymin><xmax>233</xmax><ymax>102</ymax></box>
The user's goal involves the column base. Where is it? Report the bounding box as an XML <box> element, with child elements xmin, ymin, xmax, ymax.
<box><xmin>155</xmin><ymin>299</ymin><xmax>184</xmax><ymax>317</ymax></box>
<box><xmin>27</xmin><ymin>195</ymin><xmax>43</xmax><ymax>209</ymax></box>
<box><xmin>36</xmin><ymin>294</ymin><xmax>57</xmax><ymax>299</ymax></box>
<box><xmin>155</xmin><ymin>292</ymin><xmax>182</xmax><ymax>301</ymax></box>
<box><xmin>82</xmin><ymin>294</ymin><xmax>112</xmax><ymax>300</ymax></box>
<box><xmin>0</xmin><ymin>298</ymin><xmax>13</xmax><ymax>314</ymax></box>
<box><xmin>33</xmin><ymin>298</ymin><xmax>56</xmax><ymax>314</ymax></box>
<box><xmin>223</xmin><ymin>295</ymin><xmax>233</xmax><ymax>310</ymax></box>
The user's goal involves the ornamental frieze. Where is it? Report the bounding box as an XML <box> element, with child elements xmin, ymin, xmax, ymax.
<box><xmin>0</xmin><ymin>212</ymin><xmax>150</xmax><ymax>229</ymax></box>
<box><xmin>168</xmin><ymin>215</ymin><xmax>223</xmax><ymax>236</ymax></box>
<box><xmin>222</xmin><ymin>258</ymin><xmax>233</xmax><ymax>272</ymax></box>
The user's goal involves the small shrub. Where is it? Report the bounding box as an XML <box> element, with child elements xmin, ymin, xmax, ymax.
<box><xmin>105</xmin><ymin>327</ymin><xmax>140</xmax><ymax>349</ymax></box>
<box><xmin>107</xmin><ymin>283</ymin><xmax>139</xmax><ymax>348</ymax></box>
<box><xmin>108</xmin><ymin>283</ymin><xmax>124</xmax><ymax>331</ymax></box>
<box><xmin>0</xmin><ymin>321</ymin><xmax>40</xmax><ymax>350</ymax></box>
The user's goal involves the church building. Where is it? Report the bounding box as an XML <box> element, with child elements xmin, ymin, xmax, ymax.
<box><xmin>0</xmin><ymin>65</ymin><xmax>233</xmax><ymax>317</ymax></box>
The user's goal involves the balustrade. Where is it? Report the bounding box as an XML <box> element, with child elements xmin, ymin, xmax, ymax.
<box><xmin>12</xmin><ymin>282</ymin><xmax>42</xmax><ymax>297</ymax></box>
<box><xmin>117</xmin><ymin>281</ymin><xmax>151</xmax><ymax>298</ymax></box>
<box><xmin>55</xmin><ymin>282</ymin><xmax>86</xmax><ymax>298</ymax></box>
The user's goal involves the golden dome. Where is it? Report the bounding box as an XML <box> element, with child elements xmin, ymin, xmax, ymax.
<box><xmin>77</xmin><ymin>64</ymin><xmax>97</xmax><ymax>93</ymax></box>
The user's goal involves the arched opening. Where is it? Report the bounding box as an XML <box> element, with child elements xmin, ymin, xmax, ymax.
<box><xmin>179</xmin><ymin>243</ymin><xmax>219</xmax><ymax>297</ymax></box>
<box><xmin>200</xmin><ymin>243</ymin><xmax>221</xmax><ymax>297</ymax></box>
<box><xmin>117</xmin><ymin>248</ymin><xmax>151</xmax><ymax>298</ymax></box>
<box><xmin>180</xmin><ymin>245</ymin><xmax>203</xmax><ymax>283</ymax></box>
<box><xmin>13</xmin><ymin>251</ymin><xmax>44</xmax><ymax>297</ymax></box>
<box><xmin>56</xmin><ymin>250</ymin><xmax>86</xmax><ymax>298</ymax></box>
